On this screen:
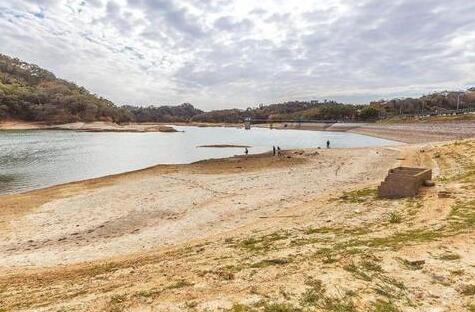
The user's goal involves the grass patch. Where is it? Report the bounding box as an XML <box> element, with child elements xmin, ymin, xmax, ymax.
<box><xmin>314</xmin><ymin>248</ymin><xmax>338</xmax><ymax>263</ymax></box>
<box><xmin>229</xmin><ymin>304</ymin><xmax>258</xmax><ymax>312</ymax></box>
<box><xmin>238</xmin><ymin>231</ymin><xmax>290</xmax><ymax>253</ymax></box>
<box><xmin>372</xmin><ymin>300</ymin><xmax>400</xmax><ymax>312</ymax></box>
<box><xmin>165</xmin><ymin>279</ymin><xmax>193</xmax><ymax>290</ymax></box>
<box><xmin>405</xmin><ymin>198</ymin><xmax>423</xmax><ymax>216</ymax></box>
<box><xmin>299</xmin><ymin>277</ymin><xmax>356</xmax><ymax>311</ymax></box>
<box><xmin>343</xmin><ymin>262</ymin><xmax>372</xmax><ymax>281</ymax></box>
<box><xmin>109</xmin><ymin>294</ymin><xmax>126</xmax><ymax>304</ymax></box>
<box><xmin>134</xmin><ymin>288</ymin><xmax>160</xmax><ymax>298</ymax></box>
<box><xmin>388</xmin><ymin>212</ymin><xmax>402</xmax><ymax>224</ymax></box>
<box><xmin>300</xmin><ymin>278</ymin><xmax>325</xmax><ymax>306</ymax></box>
<box><xmin>263</xmin><ymin>303</ymin><xmax>302</xmax><ymax>312</ymax></box>
<box><xmin>338</xmin><ymin>187</ymin><xmax>377</xmax><ymax>203</ymax></box>
<box><xmin>449</xmin><ymin>200</ymin><xmax>475</xmax><ymax>230</ymax></box>
<box><xmin>250</xmin><ymin>258</ymin><xmax>291</xmax><ymax>268</ymax></box>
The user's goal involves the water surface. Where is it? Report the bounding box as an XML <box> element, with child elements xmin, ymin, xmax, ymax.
<box><xmin>0</xmin><ymin>126</ymin><xmax>397</xmax><ymax>194</ymax></box>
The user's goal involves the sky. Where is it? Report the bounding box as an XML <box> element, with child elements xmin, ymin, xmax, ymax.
<box><xmin>0</xmin><ymin>0</ymin><xmax>474</xmax><ymax>110</ymax></box>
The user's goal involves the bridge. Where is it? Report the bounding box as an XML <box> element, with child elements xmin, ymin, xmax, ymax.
<box><xmin>242</xmin><ymin>117</ymin><xmax>356</xmax><ymax>129</ymax></box>
<box><xmin>244</xmin><ymin>118</ymin><xmax>340</xmax><ymax>124</ymax></box>
<box><xmin>242</xmin><ymin>105</ymin><xmax>475</xmax><ymax>129</ymax></box>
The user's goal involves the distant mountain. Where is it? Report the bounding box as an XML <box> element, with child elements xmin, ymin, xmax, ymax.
<box><xmin>0</xmin><ymin>53</ymin><xmax>133</xmax><ymax>123</ymax></box>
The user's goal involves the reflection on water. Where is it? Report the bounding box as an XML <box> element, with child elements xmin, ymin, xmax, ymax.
<box><xmin>0</xmin><ymin>126</ymin><xmax>397</xmax><ymax>194</ymax></box>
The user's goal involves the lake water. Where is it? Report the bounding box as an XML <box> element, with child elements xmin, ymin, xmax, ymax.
<box><xmin>0</xmin><ymin>126</ymin><xmax>397</xmax><ymax>195</ymax></box>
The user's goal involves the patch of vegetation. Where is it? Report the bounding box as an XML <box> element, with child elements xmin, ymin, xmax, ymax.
<box><xmin>388</xmin><ymin>212</ymin><xmax>402</xmax><ymax>224</ymax></box>
<box><xmin>263</xmin><ymin>303</ymin><xmax>302</xmax><ymax>312</ymax></box>
<box><xmin>134</xmin><ymin>288</ymin><xmax>160</xmax><ymax>298</ymax></box>
<box><xmin>229</xmin><ymin>304</ymin><xmax>258</xmax><ymax>312</ymax></box>
<box><xmin>361</xmin><ymin>258</ymin><xmax>383</xmax><ymax>272</ymax></box>
<box><xmin>372</xmin><ymin>300</ymin><xmax>400</xmax><ymax>312</ymax></box>
<box><xmin>398</xmin><ymin>258</ymin><xmax>425</xmax><ymax>270</ymax></box>
<box><xmin>109</xmin><ymin>294</ymin><xmax>126</xmax><ymax>304</ymax></box>
<box><xmin>250</xmin><ymin>258</ymin><xmax>291</xmax><ymax>268</ymax></box>
<box><xmin>88</xmin><ymin>262</ymin><xmax>122</xmax><ymax>276</ymax></box>
<box><xmin>448</xmin><ymin>200</ymin><xmax>475</xmax><ymax>231</ymax></box>
<box><xmin>437</xmin><ymin>252</ymin><xmax>461</xmax><ymax>261</ymax></box>
<box><xmin>363</xmin><ymin>229</ymin><xmax>441</xmax><ymax>249</ymax></box>
<box><xmin>343</xmin><ymin>262</ymin><xmax>372</xmax><ymax>281</ymax></box>
<box><xmin>165</xmin><ymin>279</ymin><xmax>194</xmax><ymax>290</ymax></box>
<box><xmin>338</xmin><ymin>187</ymin><xmax>378</xmax><ymax>203</ymax></box>
<box><xmin>237</xmin><ymin>231</ymin><xmax>290</xmax><ymax>253</ymax></box>
<box><xmin>461</xmin><ymin>284</ymin><xmax>475</xmax><ymax>296</ymax></box>
<box><xmin>299</xmin><ymin>277</ymin><xmax>356</xmax><ymax>311</ymax></box>
<box><xmin>314</xmin><ymin>248</ymin><xmax>338</xmax><ymax>263</ymax></box>
<box><xmin>300</xmin><ymin>278</ymin><xmax>325</xmax><ymax>306</ymax></box>
<box><xmin>405</xmin><ymin>198</ymin><xmax>423</xmax><ymax>216</ymax></box>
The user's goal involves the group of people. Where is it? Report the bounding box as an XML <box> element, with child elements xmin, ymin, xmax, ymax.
<box><xmin>244</xmin><ymin>140</ymin><xmax>331</xmax><ymax>156</ymax></box>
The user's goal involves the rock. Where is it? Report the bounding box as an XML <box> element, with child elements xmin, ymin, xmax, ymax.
<box><xmin>424</xmin><ymin>180</ymin><xmax>435</xmax><ymax>187</ymax></box>
<box><xmin>157</xmin><ymin>125</ymin><xmax>178</xmax><ymax>132</ymax></box>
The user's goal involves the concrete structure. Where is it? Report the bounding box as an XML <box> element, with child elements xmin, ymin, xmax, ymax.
<box><xmin>244</xmin><ymin>117</ymin><xmax>251</xmax><ymax>130</ymax></box>
<box><xmin>378</xmin><ymin>167</ymin><xmax>432</xmax><ymax>198</ymax></box>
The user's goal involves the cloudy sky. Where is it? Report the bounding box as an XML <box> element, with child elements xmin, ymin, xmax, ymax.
<box><xmin>0</xmin><ymin>0</ymin><xmax>474</xmax><ymax>110</ymax></box>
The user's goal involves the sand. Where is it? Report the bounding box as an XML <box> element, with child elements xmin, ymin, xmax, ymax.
<box><xmin>0</xmin><ymin>121</ymin><xmax>177</xmax><ymax>133</ymax></box>
<box><xmin>0</xmin><ymin>126</ymin><xmax>475</xmax><ymax>311</ymax></box>
<box><xmin>3</xmin><ymin>119</ymin><xmax>475</xmax><ymax>142</ymax></box>
<box><xmin>259</xmin><ymin>120</ymin><xmax>475</xmax><ymax>143</ymax></box>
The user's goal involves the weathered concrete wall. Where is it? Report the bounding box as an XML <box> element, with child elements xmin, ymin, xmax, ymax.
<box><xmin>378</xmin><ymin>167</ymin><xmax>432</xmax><ymax>198</ymax></box>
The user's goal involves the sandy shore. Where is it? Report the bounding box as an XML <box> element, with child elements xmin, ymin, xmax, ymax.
<box><xmin>259</xmin><ymin>120</ymin><xmax>475</xmax><ymax>143</ymax></box>
<box><xmin>0</xmin><ymin>148</ymin><xmax>388</xmax><ymax>267</ymax></box>
<box><xmin>4</xmin><ymin>119</ymin><xmax>475</xmax><ymax>143</ymax></box>
<box><xmin>0</xmin><ymin>129</ymin><xmax>475</xmax><ymax>310</ymax></box>
<box><xmin>0</xmin><ymin>121</ymin><xmax>177</xmax><ymax>132</ymax></box>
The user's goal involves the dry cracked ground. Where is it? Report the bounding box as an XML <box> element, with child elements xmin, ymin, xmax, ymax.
<box><xmin>0</xmin><ymin>140</ymin><xmax>475</xmax><ymax>312</ymax></box>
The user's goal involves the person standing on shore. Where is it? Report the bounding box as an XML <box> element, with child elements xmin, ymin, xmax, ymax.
<box><xmin>273</xmin><ymin>146</ymin><xmax>276</xmax><ymax>156</ymax></box>
<box><xmin>326</xmin><ymin>140</ymin><xmax>330</xmax><ymax>149</ymax></box>
<box><xmin>277</xmin><ymin>146</ymin><xmax>281</xmax><ymax>156</ymax></box>
<box><xmin>244</xmin><ymin>147</ymin><xmax>249</xmax><ymax>155</ymax></box>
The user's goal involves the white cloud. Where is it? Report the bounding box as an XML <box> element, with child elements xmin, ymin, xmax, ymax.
<box><xmin>0</xmin><ymin>0</ymin><xmax>474</xmax><ymax>109</ymax></box>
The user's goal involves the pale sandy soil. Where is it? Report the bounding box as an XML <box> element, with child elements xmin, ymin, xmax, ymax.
<box><xmin>0</xmin><ymin>148</ymin><xmax>393</xmax><ymax>267</ymax></box>
<box><xmin>0</xmin><ymin>121</ymin><xmax>177</xmax><ymax>132</ymax></box>
<box><xmin>0</xmin><ymin>133</ymin><xmax>474</xmax><ymax>311</ymax></box>
<box><xmin>253</xmin><ymin>120</ymin><xmax>475</xmax><ymax>143</ymax></box>
<box><xmin>4</xmin><ymin>119</ymin><xmax>475</xmax><ymax>142</ymax></box>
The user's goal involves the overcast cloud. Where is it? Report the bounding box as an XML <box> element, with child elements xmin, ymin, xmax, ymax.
<box><xmin>0</xmin><ymin>0</ymin><xmax>474</xmax><ymax>109</ymax></box>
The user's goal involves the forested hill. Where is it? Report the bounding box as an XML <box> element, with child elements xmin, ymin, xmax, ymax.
<box><xmin>0</xmin><ymin>54</ymin><xmax>135</xmax><ymax>123</ymax></box>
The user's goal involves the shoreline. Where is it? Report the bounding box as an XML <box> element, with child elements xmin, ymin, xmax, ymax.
<box><xmin>0</xmin><ymin>121</ymin><xmax>178</xmax><ymax>133</ymax></box>
<box><xmin>3</xmin><ymin>119</ymin><xmax>475</xmax><ymax>143</ymax></box>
